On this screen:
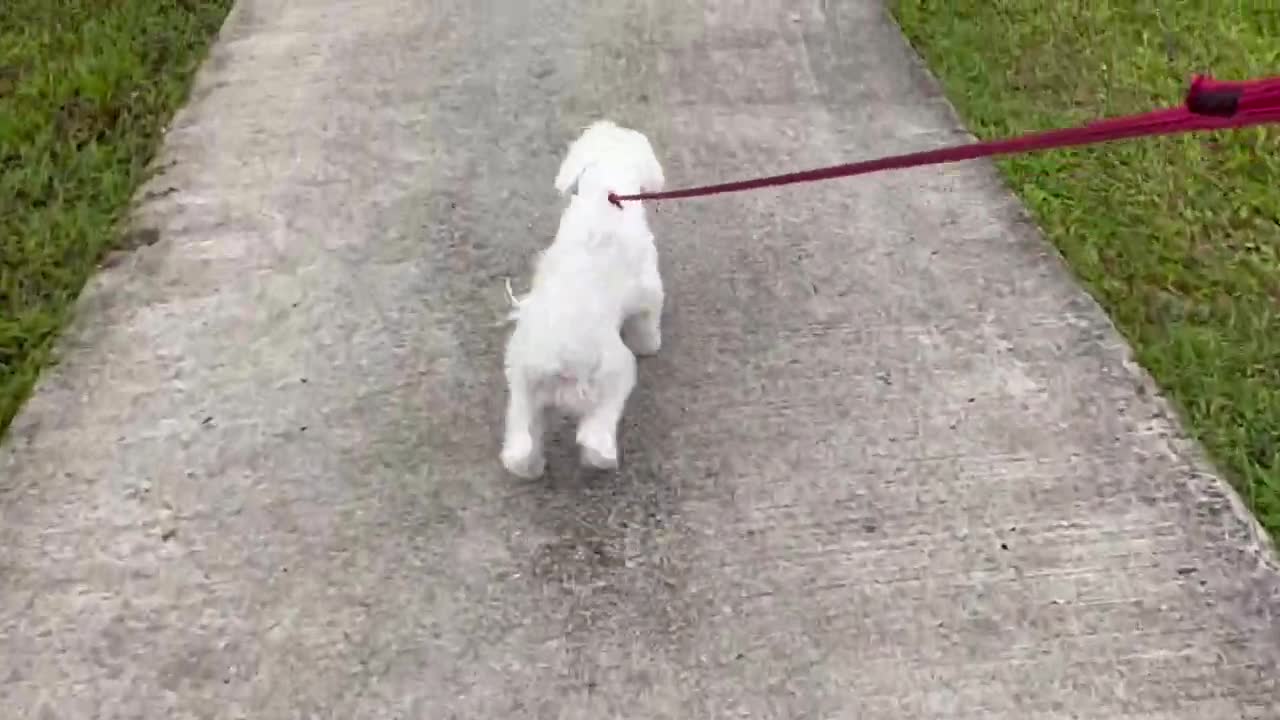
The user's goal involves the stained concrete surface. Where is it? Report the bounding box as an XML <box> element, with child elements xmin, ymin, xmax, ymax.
<box><xmin>4</xmin><ymin>0</ymin><xmax>1280</xmax><ymax>717</ymax></box>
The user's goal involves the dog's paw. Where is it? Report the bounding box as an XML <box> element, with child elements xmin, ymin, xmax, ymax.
<box><xmin>578</xmin><ymin>430</ymin><xmax>619</xmax><ymax>471</ymax></box>
<box><xmin>627</xmin><ymin>334</ymin><xmax>661</xmax><ymax>357</ymax></box>
<box><xmin>501</xmin><ymin>436</ymin><xmax>545</xmax><ymax>479</ymax></box>
<box><xmin>581</xmin><ymin>445</ymin><xmax>618</xmax><ymax>471</ymax></box>
<box><xmin>502</xmin><ymin>452</ymin><xmax>546</xmax><ymax>479</ymax></box>
<box><xmin>623</xmin><ymin>325</ymin><xmax>662</xmax><ymax>357</ymax></box>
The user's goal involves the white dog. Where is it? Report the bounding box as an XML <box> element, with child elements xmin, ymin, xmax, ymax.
<box><xmin>500</xmin><ymin>120</ymin><xmax>666</xmax><ymax>478</ymax></box>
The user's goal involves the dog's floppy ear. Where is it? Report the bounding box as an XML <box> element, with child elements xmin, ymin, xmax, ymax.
<box><xmin>558</xmin><ymin>172</ymin><xmax>582</xmax><ymax>196</ymax></box>
<box><xmin>553</xmin><ymin>139</ymin><xmax>585</xmax><ymax>195</ymax></box>
<box><xmin>555</xmin><ymin>121</ymin><xmax>614</xmax><ymax>196</ymax></box>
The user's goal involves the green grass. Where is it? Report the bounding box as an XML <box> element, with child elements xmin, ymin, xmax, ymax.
<box><xmin>0</xmin><ymin>0</ymin><xmax>232</xmax><ymax>434</ymax></box>
<box><xmin>891</xmin><ymin>1</ymin><xmax>1280</xmax><ymax>535</ymax></box>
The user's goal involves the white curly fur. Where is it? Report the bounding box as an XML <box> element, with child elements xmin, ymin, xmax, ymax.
<box><xmin>500</xmin><ymin>120</ymin><xmax>666</xmax><ymax>478</ymax></box>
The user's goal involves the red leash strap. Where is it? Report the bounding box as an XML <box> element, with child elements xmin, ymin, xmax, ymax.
<box><xmin>608</xmin><ymin>75</ymin><xmax>1280</xmax><ymax>208</ymax></box>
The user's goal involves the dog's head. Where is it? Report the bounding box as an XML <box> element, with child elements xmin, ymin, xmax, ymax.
<box><xmin>554</xmin><ymin>120</ymin><xmax>665</xmax><ymax>198</ymax></box>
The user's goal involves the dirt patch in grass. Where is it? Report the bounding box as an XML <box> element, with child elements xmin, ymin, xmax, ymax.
<box><xmin>0</xmin><ymin>0</ymin><xmax>233</xmax><ymax>435</ymax></box>
<box><xmin>891</xmin><ymin>1</ymin><xmax>1280</xmax><ymax>535</ymax></box>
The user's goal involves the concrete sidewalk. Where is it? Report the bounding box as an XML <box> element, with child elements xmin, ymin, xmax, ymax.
<box><xmin>3</xmin><ymin>0</ymin><xmax>1280</xmax><ymax>717</ymax></box>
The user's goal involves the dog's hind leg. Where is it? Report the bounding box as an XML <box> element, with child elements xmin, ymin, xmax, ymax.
<box><xmin>501</xmin><ymin>369</ymin><xmax>546</xmax><ymax>479</ymax></box>
<box><xmin>622</xmin><ymin>249</ymin><xmax>664</xmax><ymax>357</ymax></box>
<box><xmin>576</xmin><ymin>339</ymin><xmax>637</xmax><ymax>470</ymax></box>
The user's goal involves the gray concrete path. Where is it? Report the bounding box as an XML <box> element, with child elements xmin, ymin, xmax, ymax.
<box><xmin>4</xmin><ymin>1</ymin><xmax>1280</xmax><ymax>717</ymax></box>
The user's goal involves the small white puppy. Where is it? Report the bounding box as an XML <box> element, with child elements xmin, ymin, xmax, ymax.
<box><xmin>500</xmin><ymin>120</ymin><xmax>666</xmax><ymax>478</ymax></box>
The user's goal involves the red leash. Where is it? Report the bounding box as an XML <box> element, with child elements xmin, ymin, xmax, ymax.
<box><xmin>608</xmin><ymin>75</ymin><xmax>1280</xmax><ymax>208</ymax></box>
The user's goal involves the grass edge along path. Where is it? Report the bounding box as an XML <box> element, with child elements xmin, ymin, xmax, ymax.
<box><xmin>890</xmin><ymin>1</ymin><xmax>1280</xmax><ymax>537</ymax></box>
<box><xmin>1</xmin><ymin>0</ymin><xmax>234</xmax><ymax>436</ymax></box>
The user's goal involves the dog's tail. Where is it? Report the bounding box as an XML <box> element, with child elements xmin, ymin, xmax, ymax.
<box><xmin>502</xmin><ymin>277</ymin><xmax>527</xmax><ymax>324</ymax></box>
